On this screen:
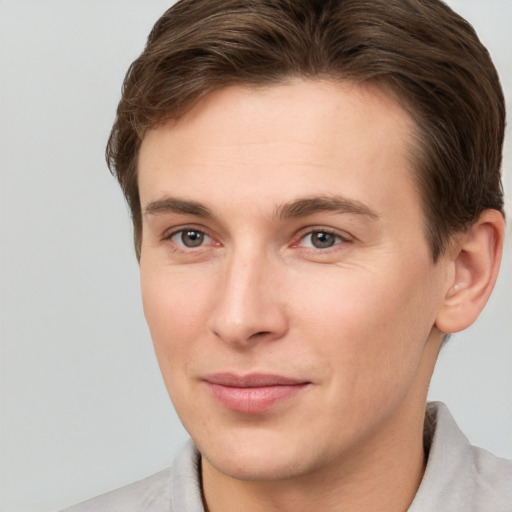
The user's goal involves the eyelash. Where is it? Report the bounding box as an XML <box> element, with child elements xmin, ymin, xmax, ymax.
<box><xmin>163</xmin><ymin>225</ymin><xmax>351</xmax><ymax>253</ymax></box>
<box><xmin>294</xmin><ymin>228</ymin><xmax>350</xmax><ymax>251</ymax></box>
<box><xmin>164</xmin><ymin>226</ymin><xmax>216</xmax><ymax>250</ymax></box>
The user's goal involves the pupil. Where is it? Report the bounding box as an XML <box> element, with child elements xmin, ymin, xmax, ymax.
<box><xmin>312</xmin><ymin>232</ymin><xmax>335</xmax><ymax>248</ymax></box>
<box><xmin>182</xmin><ymin>230</ymin><xmax>204</xmax><ymax>247</ymax></box>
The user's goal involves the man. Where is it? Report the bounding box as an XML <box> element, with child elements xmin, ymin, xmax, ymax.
<box><xmin>63</xmin><ymin>0</ymin><xmax>511</xmax><ymax>510</ymax></box>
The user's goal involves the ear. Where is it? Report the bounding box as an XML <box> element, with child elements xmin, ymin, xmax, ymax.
<box><xmin>435</xmin><ymin>209</ymin><xmax>505</xmax><ymax>334</ymax></box>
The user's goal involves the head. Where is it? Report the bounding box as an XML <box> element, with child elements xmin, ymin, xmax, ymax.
<box><xmin>106</xmin><ymin>0</ymin><xmax>506</xmax><ymax>490</ymax></box>
<box><xmin>107</xmin><ymin>0</ymin><xmax>505</xmax><ymax>262</ymax></box>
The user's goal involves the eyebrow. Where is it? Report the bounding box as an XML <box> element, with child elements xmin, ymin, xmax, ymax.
<box><xmin>144</xmin><ymin>197</ymin><xmax>214</xmax><ymax>218</ymax></box>
<box><xmin>275</xmin><ymin>196</ymin><xmax>378</xmax><ymax>220</ymax></box>
<box><xmin>143</xmin><ymin>195</ymin><xmax>378</xmax><ymax>221</ymax></box>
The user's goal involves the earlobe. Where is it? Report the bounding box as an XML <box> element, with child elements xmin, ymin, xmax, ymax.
<box><xmin>435</xmin><ymin>209</ymin><xmax>505</xmax><ymax>334</ymax></box>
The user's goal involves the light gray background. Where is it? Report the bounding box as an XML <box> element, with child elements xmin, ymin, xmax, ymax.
<box><xmin>0</xmin><ymin>1</ymin><xmax>510</xmax><ymax>511</ymax></box>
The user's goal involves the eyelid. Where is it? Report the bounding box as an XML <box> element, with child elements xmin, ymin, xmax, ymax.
<box><xmin>292</xmin><ymin>226</ymin><xmax>353</xmax><ymax>249</ymax></box>
<box><xmin>161</xmin><ymin>224</ymin><xmax>353</xmax><ymax>251</ymax></box>
<box><xmin>163</xmin><ymin>225</ymin><xmax>218</xmax><ymax>247</ymax></box>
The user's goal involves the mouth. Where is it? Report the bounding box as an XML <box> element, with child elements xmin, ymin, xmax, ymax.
<box><xmin>202</xmin><ymin>373</ymin><xmax>311</xmax><ymax>414</ymax></box>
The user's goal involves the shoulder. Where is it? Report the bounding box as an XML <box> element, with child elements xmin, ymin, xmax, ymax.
<box><xmin>59</xmin><ymin>468</ymin><xmax>172</xmax><ymax>512</ymax></box>
<box><xmin>469</xmin><ymin>443</ymin><xmax>512</xmax><ymax>508</ymax></box>
<box><xmin>60</xmin><ymin>441</ymin><xmax>204</xmax><ymax>512</ymax></box>
<box><xmin>410</xmin><ymin>402</ymin><xmax>512</xmax><ymax>512</ymax></box>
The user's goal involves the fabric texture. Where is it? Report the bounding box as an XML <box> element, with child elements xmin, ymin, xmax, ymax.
<box><xmin>60</xmin><ymin>402</ymin><xmax>512</xmax><ymax>511</ymax></box>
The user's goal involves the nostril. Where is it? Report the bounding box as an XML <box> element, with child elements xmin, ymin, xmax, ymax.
<box><xmin>252</xmin><ymin>331</ymin><xmax>270</xmax><ymax>338</ymax></box>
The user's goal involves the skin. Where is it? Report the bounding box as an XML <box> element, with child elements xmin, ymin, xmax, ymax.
<box><xmin>137</xmin><ymin>80</ymin><xmax>503</xmax><ymax>512</ymax></box>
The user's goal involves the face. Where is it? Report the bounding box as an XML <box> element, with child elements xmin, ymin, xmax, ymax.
<box><xmin>138</xmin><ymin>80</ymin><xmax>450</xmax><ymax>482</ymax></box>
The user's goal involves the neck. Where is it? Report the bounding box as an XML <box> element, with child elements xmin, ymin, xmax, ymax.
<box><xmin>201</xmin><ymin>404</ymin><xmax>427</xmax><ymax>512</ymax></box>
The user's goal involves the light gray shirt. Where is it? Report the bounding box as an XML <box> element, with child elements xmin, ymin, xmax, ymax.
<box><xmin>61</xmin><ymin>402</ymin><xmax>512</xmax><ymax>511</ymax></box>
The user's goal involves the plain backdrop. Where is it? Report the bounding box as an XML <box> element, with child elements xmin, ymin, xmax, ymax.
<box><xmin>0</xmin><ymin>1</ymin><xmax>510</xmax><ymax>511</ymax></box>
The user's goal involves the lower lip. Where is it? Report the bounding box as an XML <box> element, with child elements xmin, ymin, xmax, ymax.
<box><xmin>205</xmin><ymin>382</ymin><xmax>309</xmax><ymax>414</ymax></box>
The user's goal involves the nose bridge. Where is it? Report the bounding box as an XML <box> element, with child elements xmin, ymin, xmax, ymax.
<box><xmin>210</xmin><ymin>242</ymin><xmax>287</xmax><ymax>346</ymax></box>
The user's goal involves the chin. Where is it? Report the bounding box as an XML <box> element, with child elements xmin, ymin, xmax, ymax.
<box><xmin>194</xmin><ymin>425</ymin><xmax>328</xmax><ymax>482</ymax></box>
<box><xmin>202</xmin><ymin>445</ymin><xmax>309</xmax><ymax>482</ymax></box>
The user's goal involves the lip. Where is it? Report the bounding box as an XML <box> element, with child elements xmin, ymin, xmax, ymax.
<box><xmin>202</xmin><ymin>373</ymin><xmax>310</xmax><ymax>414</ymax></box>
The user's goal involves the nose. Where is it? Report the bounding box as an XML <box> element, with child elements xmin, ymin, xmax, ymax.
<box><xmin>209</xmin><ymin>251</ymin><xmax>289</xmax><ymax>347</ymax></box>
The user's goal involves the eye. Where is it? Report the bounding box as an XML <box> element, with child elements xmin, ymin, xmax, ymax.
<box><xmin>170</xmin><ymin>228</ymin><xmax>211</xmax><ymax>248</ymax></box>
<box><xmin>299</xmin><ymin>230</ymin><xmax>344</xmax><ymax>249</ymax></box>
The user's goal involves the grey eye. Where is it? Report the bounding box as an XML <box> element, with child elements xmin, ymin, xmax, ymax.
<box><xmin>298</xmin><ymin>230</ymin><xmax>344</xmax><ymax>250</ymax></box>
<box><xmin>310</xmin><ymin>231</ymin><xmax>337</xmax><ymax>249</ymax></box>
<box><xmin>178</xmin><ymin>229</ymin><xmax>205</xmax><ymax>247</ymax></box>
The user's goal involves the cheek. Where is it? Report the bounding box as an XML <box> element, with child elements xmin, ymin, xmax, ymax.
<box><xmin>140</xmin><ymin>268</ymin><xmax>217</xmax><ymax>424</ymax></box>
<box><xmin>140</xmin><ymin>268</ymin><xmax>212</xmax><ymax>370</ymax></box>
<box><xmin>294</xmin><ymin>262</ymin><xmax>439</xmax><ymax>390</ymax></box>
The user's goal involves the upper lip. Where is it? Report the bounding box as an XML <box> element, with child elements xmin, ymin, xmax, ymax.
<box><xmin>203</xmin><ymin>373</ymin><xmax>309</xmax><ymax>388</ymax></box>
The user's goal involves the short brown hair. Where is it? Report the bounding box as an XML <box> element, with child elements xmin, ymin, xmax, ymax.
<box><xmin>107</xmin><ymin>0</ymin><xmax>505</xmax><ymax>261</ymax></box>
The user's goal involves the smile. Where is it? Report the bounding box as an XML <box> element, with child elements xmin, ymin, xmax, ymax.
<box><xmin>203</xmin><ymin>373</ymin><xmax>310</xmax><ymax>414</ymax></box>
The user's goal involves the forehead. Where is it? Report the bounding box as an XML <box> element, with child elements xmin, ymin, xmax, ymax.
<box><xmin>138</xmin><ymin>79</ymin><xmax>420</xmax><ymax>224</ymax></box>
<box><xmin>142</xmin><ymin>79</ymin><xmax>414</xmax><ymax>155</ymax></box>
